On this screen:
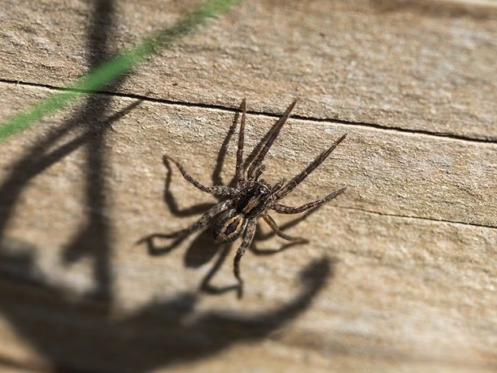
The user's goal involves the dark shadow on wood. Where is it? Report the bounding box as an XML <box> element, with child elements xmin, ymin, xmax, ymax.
<box><xmin>184</xmin><ymin>229</ymin><xmax>222</xmax><ymax>268</ymax></box>
<box><xmin>199</xmin><ymin>244</ymin><xmax>240</xmax><ymax>295</ymax></box>
<box><xmin>58</xmin><ymin>0</ymin><xmax>128</xmax><ymax>305</ymax></box>
<box><xmin>0</xmin><ymin>243</ymin><xmax>333</xmax><ymax>372</ymax></box>
<box><xmin>215</xmin><ymin>102</ymin><xmax>241</xmax><ymax>188</ymax></box>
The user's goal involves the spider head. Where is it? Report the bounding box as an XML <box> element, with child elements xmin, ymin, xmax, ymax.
<box><xmin>235</xmin><ymin>180</ymin><xmax>272</xmax><ymax>218</ymax></box>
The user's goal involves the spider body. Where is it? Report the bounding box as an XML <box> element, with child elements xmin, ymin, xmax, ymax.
<box><xmin>162</xmin><ymin>99</ymin><xmax>346</xmax><ymax>298</ymax></box>
<box><xmin>213</xmin><ymin>208</ymin><xmax>246</xmax><ymax>243</ymax></box>
<box><xmin>213</xmin><ymin>179</ymin><xmax>274</xmax><ymax>243</ymax></box>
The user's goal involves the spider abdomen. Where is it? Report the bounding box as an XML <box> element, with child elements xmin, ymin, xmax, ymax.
<box><xmin>213</xmin><ymin>209</ymin><xmax>248</xmax><ymax>243</ymax></box>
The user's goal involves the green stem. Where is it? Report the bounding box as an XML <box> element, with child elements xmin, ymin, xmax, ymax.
<box><xmin>0</xmin><ymin>0</ymin><xmax>241</xmax><ymax>141</ymax></box>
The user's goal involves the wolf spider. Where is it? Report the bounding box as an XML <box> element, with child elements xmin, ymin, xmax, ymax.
<box><xmin>160</xmin><ymin>99</ymin><xmax>346</xmax><ymax>298</ymax></box>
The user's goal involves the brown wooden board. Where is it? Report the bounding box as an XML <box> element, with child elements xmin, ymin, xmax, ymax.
<box><xmin>1</xmin><ymin>0</ymin><xmax>496</xmax><ymax>372</ymax></box>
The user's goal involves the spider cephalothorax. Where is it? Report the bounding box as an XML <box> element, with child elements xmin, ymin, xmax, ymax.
<box><xmin>162</xmin><ymin>99</ymin><xmax>346</xmax><ymax>297</ymax></box>
<box><xmin>213</xmin><ymin>179</ymin><xmax>273</xmax><ymax>243</ymax></box>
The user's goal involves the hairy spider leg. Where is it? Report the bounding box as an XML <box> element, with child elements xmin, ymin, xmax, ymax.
<box><xmin>275</xmin><ymin>134</ymin><xmax>347</xmax><ymax>200</ymax></box>
<box><xmin>262</xmin><ymin>214</ymin><xmax>308</xmax><ymax>243</ymax></box>
<box><xmin>233</xmin><ymin>219</ymin><xmax>257</xmax><ymax>298</ymax></box>
<box><xmin>241</xmin><ymin>102</ymin><xmax>289</xmax><ymax>178</ymax></box>
<box><xmin>166</xmin><ymin>200</ymin><xmax>234</xmax><ymax>239</ymax></box>
<box><xmin>273</xmin><ymin>186</ymin><xmax>347</xmax><ymax>214</ymax></box>
<box><xmin>254</xmin><ymin>164</ymin><xmax>266</xmax><ymax>180</ymax></box>
<box><xmin>163</xmin><ymin>155</ymin><xmax>236</xmax><ymax>197</ymax></box>
<box><xmin>235</xmin><ymin>98</ymin><xmax>247</xmax><ymax>187</ymax></box>
<box><xmin>270</xmin><ymin>179</ymin><xmax>287</xmax><ymax>194</ymax></box>
<box><xmin>246</xmin><ymin>99</ymin><xmax>298</xmax><ymax>180</ymax></box>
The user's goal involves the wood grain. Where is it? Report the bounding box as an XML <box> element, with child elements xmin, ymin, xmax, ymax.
<box><xmin>1</xmin><ymin>0</ymin><xmax>496</xmax><ymax>372</ymax></box>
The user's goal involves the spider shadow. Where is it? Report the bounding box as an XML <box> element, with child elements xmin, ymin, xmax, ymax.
<box><xmin>138</xmin><ymin>107</ymin><xmax>241</xmax><ymax>294</ymax></box>
<box><xmin>139</xmin><ymin>103</ymin><xmax>329</xmax><ymax>296</ymax></box>
<box><xmin>0</xmin><ymin>239</ymin><xmax>335</xmax><ymax>372</ymax></box>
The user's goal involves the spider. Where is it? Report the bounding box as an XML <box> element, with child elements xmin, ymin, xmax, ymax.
<box><xmin>161</xmin><ymin>99</ymin><xmax>346</xmax><ymax>298</ymax></box>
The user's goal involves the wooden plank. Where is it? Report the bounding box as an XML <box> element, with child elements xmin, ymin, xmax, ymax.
<box><xmin>1</xmin><ymin>85</ymin><xmax>497</xmax><ymax>372</ymax></box>
<box><xmin>1</xmin><ymin>0</ymin><xmax>497</xmax><ymax>139</ymax></box>
<box><xmin>1</xmin><ymin>0</ymin><xmax>497</xmax><ymax>372</ymax></box>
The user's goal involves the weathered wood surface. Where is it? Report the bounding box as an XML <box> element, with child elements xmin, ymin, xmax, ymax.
<box><xmin>1</xmin><ymin>0</ymin><xmax>496</xmax><ymax>372</ymax></box>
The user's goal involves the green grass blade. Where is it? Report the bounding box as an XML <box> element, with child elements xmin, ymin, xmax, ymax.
<box><xmin>0</xmin><ymin>0</ymin><xmax>241</xmax><ymax>141</ymax></box>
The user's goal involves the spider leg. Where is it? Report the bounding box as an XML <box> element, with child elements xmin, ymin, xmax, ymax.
<box><xmin>235</xmin><ymin>99</ymin><xmax>247</xmax><ymax>187</ymax></box>
<box><xmin>233</xmin><ymin>219</ymin><xmax>257</xmax><ymax>298</ymax></box>
<box><xmin>262</xmin><ymin>214</ymin><xmax>308</xmax><ymax>243</ymax></box>
<box><xmin>164</xmin><ymin>155</ymin><xmax>236</xmax><ymax>197</ymax></box>
<box><xmin>270</xmin><ymin>179</ymin><xmax>287</xmax><ymax>194</ymax></box>
<box><xmin>275</xmin><ymin>134</ymin><xmax>347</xmax><ymax>199</ymax></box>
<box><xmin>254</xmin><ymin>164</ymin><xmax>266</xmax><ymax>180</ymax></box>
<box><xmin>273</xmin><ymin>186</ymin><xmax>346</xmax><ymax>214</ymax></box>
<box><xmin>163</xmin><ymin>158</ymin><xmax>214</xmax><ymax>217</ymax></box>
<box><xmin>246</xmin><ymin>100</ymin><xmax>297</xmax><ymax>180</ymax></box>
<box><xmin>139</xmin><ymin>201</ymin><xmax>233</xmax><ymax>256</ymax></box>
<box><xmin>163</xmin><ymin>199</ymin><xmax>233</xmax><ymax>240</ymax></box>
